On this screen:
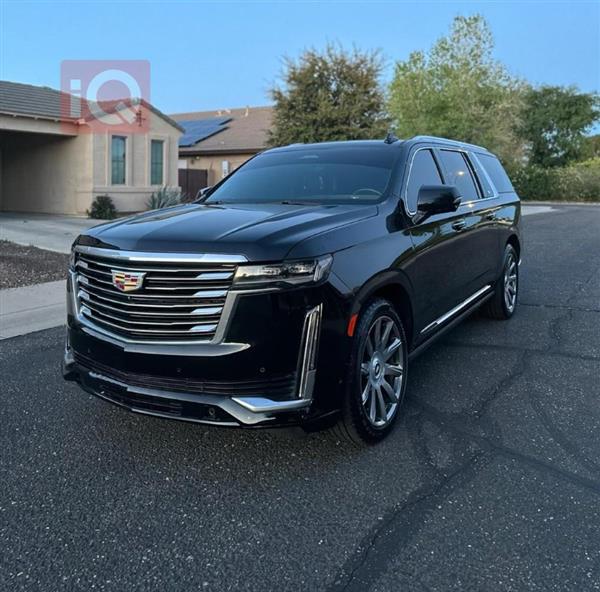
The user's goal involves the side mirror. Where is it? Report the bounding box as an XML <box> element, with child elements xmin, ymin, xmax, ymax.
<box><xmin>416</xmin><ymin>185</ymin><xmax>461</xmax><ymax>222</ymax></box>
<box><xmin>196</xmin><ymin>186</ymin><xmax>213</xmax><ymax>201</ymax></box>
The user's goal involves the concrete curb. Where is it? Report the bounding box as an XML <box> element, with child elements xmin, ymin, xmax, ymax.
<box><xmin>0</xmin><ymin>280</ymin><xmax>66</xmax><ymax>340</ymax></box>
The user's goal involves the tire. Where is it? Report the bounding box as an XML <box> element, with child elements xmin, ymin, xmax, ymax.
<box><xmin>483</xmin><ymin>244</ymin><xmax>519</xmax><ymax>320</ymax></box>
<box><xmin>331</xmin><ymin>299</ymin><xmax>408</xmax><ymax>445</ymax></box>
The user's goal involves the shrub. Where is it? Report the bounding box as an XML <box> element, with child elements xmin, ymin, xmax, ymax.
<box><xmin>147</xmin><ymin>186</ymin><xmax>184</xmax><ymax>210</ymax></box>
<box><xmin>87</xmin><ymin>195</ymin><xmax>117</xmax><ymax>219</ymax></box>
<box><xmin>512</xmin><ymin>158</ymin><xmax>600</xmax><ymax>202</ymax></box>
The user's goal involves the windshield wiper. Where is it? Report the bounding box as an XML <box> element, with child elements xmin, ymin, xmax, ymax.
<box><xmin>279</xmin><ymin>200</ymin><xmax>318</xmax><ymax>206</ymax></box>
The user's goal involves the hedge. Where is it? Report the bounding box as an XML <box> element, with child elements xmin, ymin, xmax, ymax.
<box><xmin>511</xmin><ymin>158</ymin><xmax>600</xmax><ymax>202</ymax></box>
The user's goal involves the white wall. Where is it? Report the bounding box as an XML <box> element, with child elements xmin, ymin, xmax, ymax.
<box><xmin>91</xmin><ymin>111</ymin><xmax>182</xmax><ymax>213</ymax></box>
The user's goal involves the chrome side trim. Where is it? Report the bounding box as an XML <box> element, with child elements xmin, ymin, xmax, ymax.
<box><xmin>420</xmin><ymin>285</ymin><xmax>492</xmax><ymax>334</ymax></box>
<box><xmin>74</xmin><ymin>245</ymin><xmax>248</xmax><ymax>264</ymax></box>
<box><xmin>79</xmin><ymin>321</ymin><xmax>249</xmax><ymax>356</ymax></box>
<box><xmin>231</xmin><ymin>303</ymin><xmax>323</xmax><ymax>414</ymax></box>
<box><xmin>230</xmin><ymin>397</ymin><xmax>312</xmax><ymax>413</ymax></box>
<box><xmin>297</xmin><ymin>304</ymin><xmax>323</xmax><ymax>402</ymax></box>
<box><xmin>84</xmin><ymin>370</ymin><xmax>274</xmax><ymax>425</ymax></box>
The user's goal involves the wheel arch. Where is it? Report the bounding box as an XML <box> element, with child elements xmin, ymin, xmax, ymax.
<box><xmin>506</xmin><ymin>234</ymin><xmax>521</xmax><ymax>259</ymax></box>
<box><xmin>350</xmin><ymin>272</ymin><xmax>415</xmax><ymax>350</ymax></box>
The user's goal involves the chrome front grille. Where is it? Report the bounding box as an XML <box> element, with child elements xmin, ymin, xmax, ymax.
<box><xmin>73</xmin><ymin>247</ymin><xmax>243</xmax><ymax>343</ymax></box>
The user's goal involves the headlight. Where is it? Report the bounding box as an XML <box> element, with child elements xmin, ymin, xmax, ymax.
<box><xmin>233</xmin><ymin>255</ymin><xmax>333</xmax><ymax>288</ymax></box>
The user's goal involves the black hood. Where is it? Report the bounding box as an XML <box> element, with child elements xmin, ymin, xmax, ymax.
<box><xmin>78</xmin><ymin>202</ymin><xmax>378</xmax><ymax>261</ymax></box>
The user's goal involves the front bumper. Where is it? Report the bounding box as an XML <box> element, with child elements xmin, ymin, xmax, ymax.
<box><xmin>64</xmin><ymin>303</ymin><xmax>327</xmax><ymax>429</ymax></box>
<box><xmin>65</xmin><ymin>267</ymin><xmax>350</xmax><ymax>428</ymax></box>
<box><xmin>63</xmin><ymin>346</ymin><xmax>313</xmax><ymax>427</ymax></box>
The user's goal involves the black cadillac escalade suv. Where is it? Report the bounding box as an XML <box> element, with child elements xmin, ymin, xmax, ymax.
<box><xmin>63</xmin><ymin>135</ymin><xmax>521</xmax><ymax>444</ymax></box>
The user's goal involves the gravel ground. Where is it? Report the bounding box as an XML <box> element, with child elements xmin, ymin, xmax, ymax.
<box><xmin>0</xmin><ymin>240</ymin><xmax>69</xmax><ymax>289</ymax></box>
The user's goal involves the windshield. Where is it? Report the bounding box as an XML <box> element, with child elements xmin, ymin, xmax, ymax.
<box><xmin>204</xmin><ymin>146</ymin><xmax>397</xmax><ymax>205</ymax></box>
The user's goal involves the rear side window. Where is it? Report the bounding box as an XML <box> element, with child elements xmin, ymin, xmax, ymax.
<box><xmin>438</xmin><ymin>150</ymin><xmax>479</xmax><ymax>201</ymax></box>
<box><xmin>478</xmin><ymin>153</ymin><xmax>514</xmax><ymax>193</ymax></box>
<box><xmin>469</xmin><ymin>155</ymin><xmax>495</xmax><ymax>198</ymax></box>
<box><xmin>405</xmin><ymin>149</ymin><xmax>443</xmax><ymax>213</ymax></box>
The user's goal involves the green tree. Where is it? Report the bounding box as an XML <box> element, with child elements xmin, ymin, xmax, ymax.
<box><xmin>388</xmin><ymin>14</ymin><xmax>524</xmax><ymax>166</ymax></box>
<box><xmin>581</xmin><ymin>134</ymin><xmax>600</xmax><ymax>160</ymax></box>
<box><xmin>268</xmin><ymin>45</ymin><xmax>388</xmax><ymax>146</ymax></box>
<box><xmin>519</xmin><ymin>86</ymin><xmax>599</xmax><ymax>167</ymax></box>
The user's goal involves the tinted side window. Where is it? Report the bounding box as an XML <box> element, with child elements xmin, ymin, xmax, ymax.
<box><xmin>406</xmin><ymin>149</ymin><xmax>442</xmax><ymax>212</ymax></box>
<box><xmin>469</xmin><ymin>154</ymin><xmax>495</xmax><ymax>198</ymax></box>
<box><xmin>478</xmin><ymin>153</ymin><xmax>514</xmax><ymax>193</ymax></box>
<box><xmin>439</xmin><ymin>150</ymin><xmax>479</xmax><ymax>201</ymax></box>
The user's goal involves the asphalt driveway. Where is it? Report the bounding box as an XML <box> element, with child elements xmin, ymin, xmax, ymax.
<box><xmin>1</xmin><ymin>205</ymin><xmax>599</xmax><ymax>591</ymax></box>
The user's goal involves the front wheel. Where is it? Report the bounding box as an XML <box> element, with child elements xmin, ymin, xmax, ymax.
<box><xmin>332</xmin><ymin>299</ymin><xmax>408</xmax><ymax>445</ymax></box>
<box><xmin>483</xmin><ymin>244</ymin><xmax>519</xmax><ymax>320</ymax></box>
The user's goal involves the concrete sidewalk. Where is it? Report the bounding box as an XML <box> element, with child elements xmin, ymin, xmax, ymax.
<box><xmin>0</xmin><ymin>213</ymin><xmax>101</xmax><ymax>254</ymax></box>
<box><xmin>0</xmin><ymin>280</ymin><xmax>66</xmax><ymax>339</ymax></box>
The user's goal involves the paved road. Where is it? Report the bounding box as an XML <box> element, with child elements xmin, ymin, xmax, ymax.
<box><xmin>1</xmin><ymin>205</ymin><xmax>599</xmax><ymax>592</ymax></box>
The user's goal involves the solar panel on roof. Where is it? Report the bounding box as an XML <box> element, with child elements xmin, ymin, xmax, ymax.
<box><xmin>178</xmin><ymin>116</ymin><xmax>232</xmax><ymax>147</ymax></box>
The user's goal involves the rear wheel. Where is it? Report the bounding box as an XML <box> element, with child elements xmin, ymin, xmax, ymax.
<box><xmin>483</xmin><ymin>244</ymin><xmax>519</xmax><ymax>320</ymax></box>
<box><xmin>332</xmin><ymin>299</ymin><xmax>408</xmax><ymax>445</ymax></box>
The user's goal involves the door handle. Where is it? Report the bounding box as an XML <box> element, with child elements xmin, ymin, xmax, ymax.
<box><xmin>485</xmin><ymin>212</ymin><xmax>496</xmax><ymax>221</ymax></box>
<box><xmin>452</xmin><ymin>219</ymin><xmax>466</xmax><ymax>231</ymax></box>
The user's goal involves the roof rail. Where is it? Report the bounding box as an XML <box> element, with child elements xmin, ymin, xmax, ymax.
<box><xmin>410</xmin><ymin>135</ymin><xmax>488</xmax><ymax>152</ymax></box>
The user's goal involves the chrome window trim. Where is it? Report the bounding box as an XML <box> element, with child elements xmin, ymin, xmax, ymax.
<box><xmin>402</xmin><ymin>146</ymin><xmax>442</xmax><ymax>216</ymax></box>
<box><xmin>403</xmin><ymin>146</ymin><xmax>502</xmax><ymax>216</ymax></box>
<box><xmin>437</xmin><ymin>147</ymin><xmax>483</xmax><ymax>202</ymax></box>
<box><xmin>469</xmin><ymin>152</ymin><xmax>500</xmax><ymax>200</ymax></box>
<box><xmin>74</xmin><ymin>245</ymin><xmax>248</xmax><ymax>264</ymax></box>
<box><xmin>459</xmin><ymin>195</ymin><xmax>500</xmax><ymax>207</ymax></box>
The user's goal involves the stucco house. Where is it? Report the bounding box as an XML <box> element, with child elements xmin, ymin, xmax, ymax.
<box><xmin>171</xmin><ymin>106</ymin><xmax>272</xmax><ymax>191</ymax></box>
<box><xmin>0</xmin><ymin>80</ymin><xmax>183</xmax><ymax>215</ymax></box>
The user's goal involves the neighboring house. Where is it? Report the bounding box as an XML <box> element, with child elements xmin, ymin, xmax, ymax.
<box><xmin>0</xmin><ymin>80</ymin><xmax>182</xmax><ymax>215</ymax></box>
<box><xmin>170</xmin><ymin>106</ymin><xmax>272</xmax><ymax>192</ymax></box>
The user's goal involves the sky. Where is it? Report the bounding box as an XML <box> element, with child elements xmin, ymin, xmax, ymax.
<box><xmin>0</xmin><ymin>0</ymin><xmax>598</xmax><ymax>115</ymax></box>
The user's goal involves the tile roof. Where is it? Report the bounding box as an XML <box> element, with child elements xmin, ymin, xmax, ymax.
<box><xmin>0</xmin><ymin>80</ymin><xmax>71</xmax><ymax>120</ymax></box>
<box><xmin>0</xmin><ymin>80</ymin><xmax>183</xmax><ymax>131</ymax></box>
<box><xmin>170</xmin><ymin>106</ymin><xmax>273</xmax><ymax>154</ymax></box>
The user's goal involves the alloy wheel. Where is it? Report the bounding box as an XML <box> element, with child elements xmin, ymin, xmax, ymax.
<box><xmin>503</xmin><ymin>253</ymin><xmax>518</xmax><ymax>312</ymax></box>
<box><xmin>360</xmin><ymin>315</ymin><xmax>404</xmax><ymax>428</ymax></box>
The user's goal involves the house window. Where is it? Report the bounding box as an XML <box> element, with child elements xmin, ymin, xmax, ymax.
<box><xmin>221</xmin><ymin>160</ymin><xmax>230</xmax><ymax>179</ymax></box>
<box><xmin>151</xmin><ymin>139</ymin><xmax>164</xmax><ymax>185</ymax></box>
<box><xmin>111</xmin><ymin>136</ymin><xmax>126</xmax><ymax>185</ymax></box>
